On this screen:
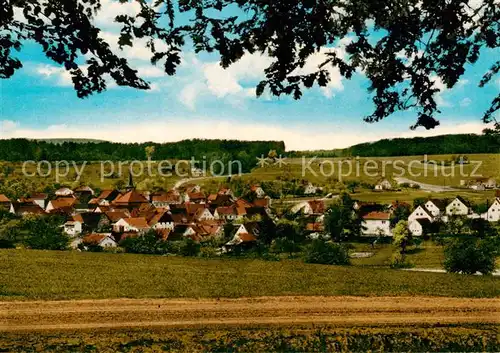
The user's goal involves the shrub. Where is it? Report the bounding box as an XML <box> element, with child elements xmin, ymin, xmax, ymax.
<box><xmin>180</xmin><ymin>238</ymin><xmax>201</xmax><ymax>257</ymax></box>
<box><xmin>304</xmin><ymin>239</ymin><xmax>350</xmax><ymax>265</ymax></box>
<box><xmin>389</xmin><ymin>253</ymin><xmax>414</xmax><ymax>269</ymax></box>
<box><xmin>200</xmin><ymin>245</ymin><xmax>219</xmax><ymax>258</ymax></box>
<box><xmin>444</xmin><ymin>237</ymin><xmax>497</xmax><ymax>275</ymax></box>
<box><xmin>23</xmin><ymin>218</ymin><xmax>69</xmax><ymax>251</ymax></box>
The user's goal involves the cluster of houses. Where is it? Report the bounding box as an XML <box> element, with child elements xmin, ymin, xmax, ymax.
<box><xmin>1</xmin><ymin>171</ymin><xmax>499</xmax><ymax>250</ymax></box>
<box><xmin>359</xmin><ymin>193</ymin><xmax>500</xmax><ymax>237</ymax></box>
<box><xmin>287</xmin><ymin>191</ymin><xmax>500</xmax><ymax>238</ymax></box>
<box><xmin>0</xmin><ymin>174</ymin><xmax>274</xmax><ymax>250</ymax></box>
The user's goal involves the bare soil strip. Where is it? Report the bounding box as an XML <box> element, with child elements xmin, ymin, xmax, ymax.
<box><xmin>1</xmin><ymin>296</ymin><xmax>498</xmax><ymax>331</ymax></box>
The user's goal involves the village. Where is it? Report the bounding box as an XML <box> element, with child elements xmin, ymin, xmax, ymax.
<box><xmin>0</xmin><ymin>167</ymin><xmax>499</xmax><ymax>252</ymax></box>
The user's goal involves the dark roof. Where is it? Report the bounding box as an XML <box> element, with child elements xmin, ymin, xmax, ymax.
<box><xmin>427</xmin><ymin>198</ymin><xmax>447</xmax><ymax>210</ymax></box>
<box><xmin>455</xmin><ymin>196</ymin><xmax>471</xmax><ymax>207</ymax></box>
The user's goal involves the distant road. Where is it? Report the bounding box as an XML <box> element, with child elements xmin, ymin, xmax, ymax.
<box><xmin>394</xmin><ymin>177</ymin><xmax>459</xmax><ymax>192</ymax></box>
<box><xmin>1</xmin><ymin>296</ymin><xmax>498</xmax><ymax>331</ymax></box>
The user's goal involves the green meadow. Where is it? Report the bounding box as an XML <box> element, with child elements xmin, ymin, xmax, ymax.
<box><xmin>1</xmin><ymin>249</ymin><xmax>499</xmax><ymax>301</ymax></box>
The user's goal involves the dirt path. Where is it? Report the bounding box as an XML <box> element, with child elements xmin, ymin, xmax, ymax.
<box><xmin>1</xmin><ymin>296</ymin><xmax>498</xmax><ymax>332</ymax></box>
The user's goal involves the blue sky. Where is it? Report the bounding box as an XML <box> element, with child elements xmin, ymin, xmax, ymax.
<box><xmin>1</xmin><ymin>0</ymin><xmax>499</xmax><ymax>150</ymax></box>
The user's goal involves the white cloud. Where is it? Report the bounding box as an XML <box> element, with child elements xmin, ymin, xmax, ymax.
<box><xmin>178</xmin><ymin>83</ymin><xmax>206</xmax><ymax>110</ymax></box>
<box><xmin>0</xmin><ymin>120</ymin><xmax>18</xmax><ymax>132</ymax></box>
<box><xmin>35</xmin><ymin>65</ymin><xmax>73</xmax><ymax>86</ymax></box>
<box><xmin>0</xmin><ymin>119</ymin><xmax>490</xmax><ymax>151</ymax></box>
<box><xmin>459</xmin><ymin>98</ymin><xmax>472</xmax><ymax>107</ymax></box>
<box><xmin>202</xmin><ymin>54</ymin><xmax>272</xmax><ymax>98</ymax></box>
<box><xmin>431</xmin><ymin>75</ymin><xmax>452</xmax><ymax>108</ymax></box>
<box><xmin>93</xmin><ymin>0</ymin><xmax>141</xmax><ymax>28</ymax></box>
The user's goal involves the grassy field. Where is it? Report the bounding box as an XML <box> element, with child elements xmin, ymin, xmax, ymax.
<box><xmin>1</xmin><ymin>249</ymin><xmax>499</xmax><ymax>300</ymax></box>
<box><xmin>245</xmin><ymin>154</ymin><xmax>500</xmax><ymax>187</ymax></box>
<box><xmin>1</xmin><ymin>153</ymin><xmax>498</xmax><ymax>193</ymax></box>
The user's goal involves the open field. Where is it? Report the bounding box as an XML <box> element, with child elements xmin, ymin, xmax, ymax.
<box><xmin>1</xmin><ymin>249</ymin><xmax>499</xmax><ymax>300</ymax></box>
<box><xmin>1</xmin><ymin>297</ymin><xmax>499</xmax><ymax>352</ymax></box>
<box><xmin>245</xmin><ymin>154</ymin><xmax>500</xmax><ymax>187</ymax></box>
<box><xmin>1</xmin><ymin>296</ymin><xmax>499</xmax><ymax>331</ymax></box>
<box><xmin>1</xmin><ymin>153</ymin><xmax>499</xmax><ymax>192</ymax></box>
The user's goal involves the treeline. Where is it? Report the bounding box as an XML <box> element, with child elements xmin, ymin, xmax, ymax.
<box><xmin>289</xmin><ymin>134</ymin><xmax>500</xmax><ymax>157</ymax></box>
<box><xmin>0</xmin><ymin>139</ymin><xmax>285</xmax><ymax>171</ymax></box>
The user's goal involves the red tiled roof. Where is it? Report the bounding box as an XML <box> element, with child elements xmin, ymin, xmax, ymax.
<box><xmin>0</xmin><ymin>194</ymin><xmax>11</xmax><ymax>203</ymax></box>
<box><xmin>306</xmin><ymin>223</ymin><xmax>324</xmax><ymax>231</ymax></box>
<box><xmin>72</xmin><ymin>214</ymin><xmax>84</xmax><ymax>223</ymax></box>
<box><xmin>207</xmin><ymin>194</ymin><xmax>218</xmax><ymax>201</ymax></box>
<box><xmin>308</xmin><ymin>200</ymin><xmax>325</xmax><ymax>214</ymax></box>
<box><xmin>187</xmin><ymin>192</ymin><xmax>205</xmax><ymax>200</ymax></box>
<box><xmin>253</xmin><ymin>198</ymin><xmax>269</xmax><ymax>208</ymax></box>
<box><xmin>113</xmin><ymin>190</ymin><xmax>149</xmax><ymax>204</ymax></box>
<box><xmin>238</xmin><ymin>233</ymin><xmax>257</xmax><ymax>243</ymax></box>
<box><xmin>49</xmin><ymin>198</ymin><xmax>77</xmax><ymax>209</ymax></box>
<box><xmin>105</xmin><ymin>211</ymin><xmax>130</xmax><ymax>223</ymax></box>
<box><xmin>216</xmin><ymin>206</ymin><xmax>234</xmax><ymax>215</ymax></box>
<box><xmin>82</xmin><ymin>233</ymin><xmax>113</xmax><ymax>245</ymax></box>
<box><xmin>362</xmin><ymin>211</ymin><xmax>391</xmax><ymax>220</ymax></box>
<box><xmin>122</xmin><ymin>217</ymin><xmax>149</xmax><ymax>229</ymax></box>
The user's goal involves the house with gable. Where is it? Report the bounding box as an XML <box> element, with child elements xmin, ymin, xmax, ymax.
<box><xmin>374</xmin><ymin>178</ymin><xmax>393</xmax><ymax>191</ymax></box>
<box><xmin>361</xmin><ymin>211</ymin><xmax>392</xmax><ymax>236</ymax></box>
<box><xmin>409</xmin><ymin>219</ymin><xmax>437</xmax><ymax>236</ymax></box>
<box><xmin>485</xmin><ymin>198</ymin><xmax>500</xmax><ymax>222</ymax></box>
<box><xmin>250</xmin><ymin>185</ymin><xmax>266</xmax><ymax>198</ymax></box>
<box><xmin>290</xmin><ymin>200</ymin><xmax>325</xmax><ymax>216</ymax></box>
<box><xmin>467</xmin><ymin>177</ymin><xmax>497</xmax><ymax>190</ymax></box>
<box><xmin>64</xmin><ymin>214</ymin><xmax>83</xmax><ymax>236</ymax></box>
<box><xmin>113</xmin><ymin>217</ymin><xmax>150</xmax><ymax>233</ymax></box>
<box><xmin>446</xmin><ymin>196</ymin><xmax>470</xmax><ymax>216</ymax></box>
<box><xmin>224</xmin><ymin>222</ymin><xmax>260</xmax><ymax>249</ymax></box>
<box><xmin>408</xmin><ymin>205</ymin><xmax>435</xmax><ymax>224</ymax></box>
<box><xmin>424</xmin><ymin>199</ymin><xmax>447</xmax><ymax>217</ymax></box>
<box><xmin>55</xmin><ymin>187</ymin><xmax>74</xmax><ymax>197</ymax></box>
<box><xmin>96</xmin><ymin>189</ymin><xmax>121</xmax><ymax>205</ymax></box>
<box><xmin>82</xmin><ymin>233</ymin><xmax>118</xmax><ymax>248</ymax></box>
<box><xmin>0</xmin><ymin>194</ymin><xmax>12</xmax><ymax>212</ymax></box>
<box><xmin>19</xmin><ymin>193</ymin><xmax>48</xmax><ymax>210</ymax></box>
<box><xmin>46</xmin><ymin>198</ymin><xmax>77</xmax><ymax>213</ymax></box>
<box><xmin>303</xmin><ymin>182</ymin><xmax>322</xmax><ymax>195</ymax></box>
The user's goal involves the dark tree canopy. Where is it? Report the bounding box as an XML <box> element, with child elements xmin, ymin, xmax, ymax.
<box><xmin>1</xmin><ymin>0</ymin><xmax>499</xmax><ymax>130</ymax></box>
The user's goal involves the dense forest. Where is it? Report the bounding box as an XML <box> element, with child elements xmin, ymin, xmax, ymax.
<box><xmin>0</xmin><ymin>139</ymin><xmax>286</xmax><ymax>172</ymax></box>
<box><xmin>289</xmin><ymin>134</ymin><xmax>500</xmax><ymax>157</ymax></box>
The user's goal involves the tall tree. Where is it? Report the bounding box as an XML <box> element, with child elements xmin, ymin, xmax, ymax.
<box><xmin>2</xmin><ymin>1</ymin><xmax>498</xmax><ymax>129</ymax></box>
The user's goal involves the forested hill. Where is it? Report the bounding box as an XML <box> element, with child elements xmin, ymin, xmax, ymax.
<box><xmin>289</xmin><ymin>134</ymin><xmax>500</xmax><ymax>157</ymax></box>
<box><xmin>0</xmin><ymin>139</ymin><xmax>285</xmax><ymax>171</ymax></box>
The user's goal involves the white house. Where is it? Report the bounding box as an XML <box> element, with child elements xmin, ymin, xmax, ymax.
<box><xmin>409</xmin><ymin>219</ymin><xmax>433</xmax><ymax>236</ymax></box>
<box><xmin>446</xmin><ymin>197</ymin><xmax>470</xmax><ymax>216</ymax></box>
<box><xmin>468</xmin><ymin>177</ymin><xmax>497</xmax><ymax>190</ymax></box>
<box><xmin>151</xmin><ymin>212</ymin><xmax>175</xmax><ymax>231</ymax></box>
<box><xmin>82</xmin><ymin>233</ymin><xmax>117</xmax><ymax>248</ymax></box>
<box><xmin>485</xmin><ymin>198</ymin><xmax>500</xmax><ymax>222</ymax></box>
<box><xmin>304</xmin><ymin>183</ymin><xmax>322</xmax><ymax>195</ymax></box>
<box><xmin>408</xmin><ymin>205</ymin><xmax>435</xmax><ymax>224</ymax></box>
<box><xmin>361</xmin><ymin>211</ymin><xmax>392</xmax><ymax>236</ymax></box>
<box><xmin>63</xmin><ymin>220</ymin><xmax>83</xmax><ymax>236</ymax></box>
<box><xmin>194</xmin><ymin>208</ymin><xmax>215</xmax><ymax>222</ymax></box>
<box><xmin>424</xmin><ymin>199</ymin><xmax>446</xmax><ymax>217</ymax></box>
<box><xmin>55</xmin><ymin>187</ymin><xmax>74</xmax><ymax>197</ymax></box>
<box><xmin>290</xmin><ymin>200</ymin><xmax>325</xmax><ymax>215</ymax></box>
<box><xmin>374</xmin><ymin>179</ymin><xmax>393</xmax><ymax>191</ymax></box>
<box><xmin>250</xmin><ymin>185</ymin><xmax>266</xmax><ymax>198</ymax></box>
<box><xmin>113</xmin><ymin>217</ymin><xmax>149</xmax><ymax>233</ymax></box>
